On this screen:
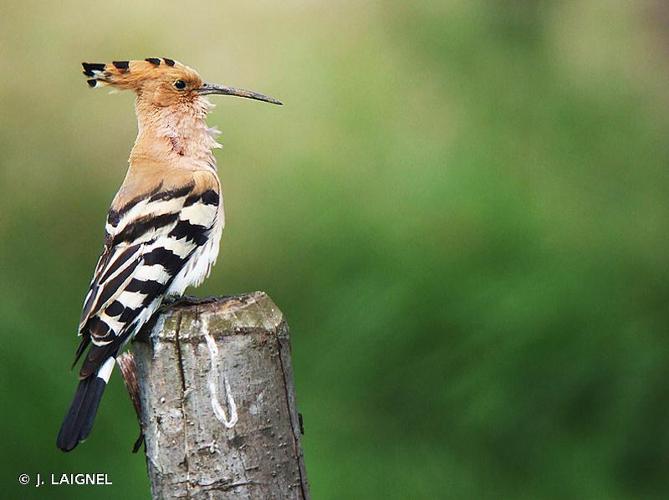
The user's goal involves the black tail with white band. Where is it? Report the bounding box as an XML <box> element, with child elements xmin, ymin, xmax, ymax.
<box><xmin>57</xmin><ymin>357</ymin><xmax>116</xmax><ymax>451</ymax></box>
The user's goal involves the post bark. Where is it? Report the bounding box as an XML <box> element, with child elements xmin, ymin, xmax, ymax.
<box><xmin>126</xmin><ymin>291</ymin><xmax>309</xmax><ymax>499</ymax></box>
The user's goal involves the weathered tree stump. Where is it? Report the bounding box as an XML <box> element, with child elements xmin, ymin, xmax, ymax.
<box><xmin>128</xmin><ymin>292</ymin><xmax>309</xmax><ymax>499</ymax></box>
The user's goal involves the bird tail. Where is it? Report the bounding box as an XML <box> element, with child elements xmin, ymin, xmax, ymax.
<box><xmin>56</xmin><ymin>357</ymin><xmax>116</xmax><ymax>452</ymax></box>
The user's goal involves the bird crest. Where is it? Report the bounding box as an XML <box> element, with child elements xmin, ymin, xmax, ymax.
<box><xmin>82</xmin><ymin>58</ymin><xmax>205</xmax><ymax>105</ymax></box>
<box><xmin>81</xmin><ymin>58</ymin><xmax>282</xmax><ymax>106</ymax></box>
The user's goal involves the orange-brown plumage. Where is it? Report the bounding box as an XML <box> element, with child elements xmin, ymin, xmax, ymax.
<box><xmin>83</xmin><ymin>58</ymin><xmax>222</xmax><ymax>209</ymax></box>
<box><xmin>83</xmin><ymin>58</ymin><xmax>203</xmax><ymax>100</ymax></box>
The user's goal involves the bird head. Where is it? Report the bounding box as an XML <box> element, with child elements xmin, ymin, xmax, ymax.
<box><xmin>82</xmin><ymin>58</ymin><xmax>282</xmax><ymax>107</ymax></box>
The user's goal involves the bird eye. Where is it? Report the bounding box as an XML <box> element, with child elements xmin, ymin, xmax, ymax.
<box><xmin>174</xmin><ymin>80</ymin><xmax>187</xmax><ymax>90</ymax></box>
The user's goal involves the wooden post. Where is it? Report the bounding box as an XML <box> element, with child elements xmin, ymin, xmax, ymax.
<box><xmin>126</xmin><ymin>292</ymin><xmax>309</xmax><ymax>499</ymax></box>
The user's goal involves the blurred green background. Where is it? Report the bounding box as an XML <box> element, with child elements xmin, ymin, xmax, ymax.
<box><xmin>2</xmin><ymin>0</ymin><xmax>669</xmax><ymax>498</ymax></box>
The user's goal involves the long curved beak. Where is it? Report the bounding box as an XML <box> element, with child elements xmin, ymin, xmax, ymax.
<box><xmin>197</xmin><ymin>83</ymin><xmax>283</xmax><ymax>105</ymax></box>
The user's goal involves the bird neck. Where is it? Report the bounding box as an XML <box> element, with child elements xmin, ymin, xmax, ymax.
<box><xmin>129</xmin><ymin>97</ymin><xmax>221</xmax><ymax>170</ymax></box>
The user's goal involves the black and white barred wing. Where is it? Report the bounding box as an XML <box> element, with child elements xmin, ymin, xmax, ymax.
<box><xmin>75</xmin><ymin>184</ymin><xmax>220</xmax><ymax>378</ymax></box>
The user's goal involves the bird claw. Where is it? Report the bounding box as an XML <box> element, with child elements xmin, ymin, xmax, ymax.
<box><xmin>132</xmin><ymin>431</ymin><xmax>145</xmax><ymax>453</ymax></box>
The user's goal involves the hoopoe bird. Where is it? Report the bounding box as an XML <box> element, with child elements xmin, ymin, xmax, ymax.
<box><xmin>56</xmin><ymin>58</ymin><xmax>281</xmax><ymax>452</ymax></box>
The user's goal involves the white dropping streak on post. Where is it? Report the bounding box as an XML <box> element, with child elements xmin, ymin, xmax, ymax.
<box><xmin>202</xmin><ymin>321</ymin><xmax>238</xmax><ymax>428</ymax></box>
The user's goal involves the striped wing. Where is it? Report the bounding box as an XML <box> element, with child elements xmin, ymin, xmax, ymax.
<box><xmin>75</xmin><ymin>180</ymin><xmax>220</xmax><ymax>377</ymax></box>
